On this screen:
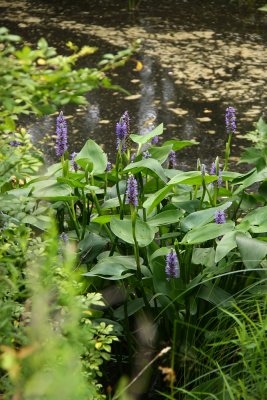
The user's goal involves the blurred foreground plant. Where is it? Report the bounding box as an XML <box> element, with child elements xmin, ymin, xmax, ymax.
<box><xmin>0</xmin><ymin>220</ymin><xmax>117</xmax><ymax>399</ymax></box>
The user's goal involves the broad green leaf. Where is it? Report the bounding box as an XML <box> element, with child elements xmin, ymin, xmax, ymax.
<box><xmin>101</xmin><ymin>197</ymin><xmax>120</xmax><ymax>209</ymax></box>
<box><xmin>181</xmin><ymin>202</ymin><xmax>232</xmax><ymax>232</ymax></box>
<box><xmin>22</xmin><ymin>215</ymin><xmax>51</xmax><ymax>231</ymax></box>
<box><xmin>147</xmin><ymin>209</ymin><xmax>184</xmax><ymax>227</ymax></box>
<box><xmin>238</xmin><ymin>205</ymin><xmax>267</xmax><ymax>233</ymax></box>
<box><xmin>236</xmin><ymin>235</ymin><xmax>267</xmax><ymax>269</ymax></box>
<box><xmin>192</xmin><ymin>247</ymin><xmax>215</xmax><ymax>268</ymax></box>
<box><xmin>32</xmin><ymin>182</ymin><xmax>77</xmax><ymax>201</ymax></box>
<box><xmin>168</xmin><ymin>171</ymin><xmax>218</xmax><ymax>186</ymax></box>
<box><xmin>123</xmin><ymin>158</ymin><xmax>167</xmax><ymax>183</ymax></box>
<box><xmin>78</xmin><ymin>232</ymin><xmax>108</xmax><ymax>263</ymax></box>
<box><xmin>110</xmin><ymin>216</ymin><xmax>158</xmax><ymax>247</ymax></box>
<box><xmin>215</xmin><ymin>231</ymin><xmax>251</xmax><ymax>263</ymax></box>
<box><xmin>57</xmin><ymin>177</ymin><xmax>86</xmax><ymax>188</ymax></box>
<box><xmin>150</xmin><ymin>247</ymin><xmax>170</xmax><ymax>261</ymax></box>
<box><xmin>163</xmin><ymin>139</ymin><xmax>199</xmax><ymax>151</ymax></box>
<box><xmin>181</xmin><ymin>222</ymin><xmax>235</xmax><ymax>244</ymax></box>
<box><xmin>83</xmin><ymin>255</ymin><xmax>144</xmax><ymax>280</ymax></box>
<box><xmin>129</xmin><ymin>123</ymin><xmax>163</xmax><ymax>145</ymax></box>
<box><xmin>196</xmin><ymin>283</ymin><xmax>233</xmax><ymax>307</ymax></box>
<box><xmin>143</xmin><ymin>186</ymin><xmax>172</xmax><ymax>215</ymax></box>
<box><xmin>113</xmin><ymin>298</ymin><xmax>145</xmax><ymax>320</ymax></box>
<box><xmin>148</xmin><ymin>145</ymin><xmax>173</xmax><ymax>164</ymax></box>
<box><xmin>75</xmin><ymin>139</ymin><xmax>107</xmax><ymax>174</ymax></box>
<box><xmin>234</xmin><ymin>167</ymin><xmax>267</xmax><ymax>194</ymax></box>
<box><xmin>92</xmin><ymin>214</ymin><xmax>120</xmax><ymax>224</ymax></box>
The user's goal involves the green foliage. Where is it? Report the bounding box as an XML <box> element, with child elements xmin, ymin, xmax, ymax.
<box><xmin>239</xmin><ymin>116</ymin><xmax>267</xmax><ymax>170</ymax></box>
<box><xmin>0</xmin><ymin>27</ymin><xmax>136</xmax><ymax>132</ymax></box>
<box><xmin>0</xmin><ymin>220</ymin><xmax>117</xmax><ymax>399</ymax></box>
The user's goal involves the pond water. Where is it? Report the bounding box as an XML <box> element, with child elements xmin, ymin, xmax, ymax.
<box><xmin>1</xmin><ymin>0</ymin><xmax>267</xmax><ymax>168</ymax></box>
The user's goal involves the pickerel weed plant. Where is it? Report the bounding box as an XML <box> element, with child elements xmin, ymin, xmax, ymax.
<box><xmin>1</xmin><ymin>109</ymin><xmax>267</xmax><ymax>398</ymax></box>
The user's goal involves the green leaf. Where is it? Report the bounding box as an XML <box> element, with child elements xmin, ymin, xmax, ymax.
<box><xmin>192</xmin><ymin>247</ymin><xmax>215</xmax><ymax>268</ymax></box>
<box><xmin>236</xmin><ymin>235</ymin><xmax>267</xmax><ymax>269</ymax></box>
<box><xmin>168</xmin><ymin>171</ymin><xmax>218</xmax><ymax>186</ymax></box>
<box><xmin>78</xmin><ymin>232</ymin><xmax>108</xmax><ymax>263</ymax></box>
<box><xmin>143</xmin><ymin>186</ymin><xmax>172</xmax><ymax>215</ymax></box>
<box><xmin>123</xmin><ymin>158</ymin><xmax>167</xmax><ymax>183</ymax></box>
<box><xmin>83</xmin><ymin>255</ymin><xmax>143</xmax><ymax>280</ymax></box>
<box><xmin>92</xmin><ymin>214</ymin><xmax>120</xmax><ymax>224</ymax></box>
<box><xmin>181</xmin><ymin>202</ymin><xmax>232</xmax><ymax>232</ymax></box>
<box><xmin>147</xmin><ymin>209</ymin><xmax>184</xmax><ymax>227</ymax></box>
<box><xmin>234</xmin><ymin>167</ymin><xmax>267</xmax><ymax>194</ymax></box>
<box><xmin>32</xmin><ymin>182</ymin><xmax>77</xmax><ymax>201</ymax></box>
<box><xmin>215</xmin><ymin>231</ymin><xmax>251</xmax><ymax>263</ymax></box>
<box><xmin>110</xmin><ymin>216</ymin><xmax>158</xmax><ymax>247</ymax></box>
<box><xmin>196</xmin><ymin>284</ymin><xmax>233</xmax><ymax>307</ymax></box>
<box><xmin>21</xmin><ymin>215</ymin><xmax>51</xmax><ymax>231</ymax></box>
<box><xmin>181</xmin><ymin>222</ymin><xmax>235</xmax><ymax>245</ymax></box>
<box><xmin>129</xmin><ymin>123</ymin><xmax>163</xmax><ymax>145</ymax></box>
<box><xmin>148</xmin><ymin>145</ymin><xmax>173</xmax><ymax>164</ymax></box>
<box><xmin>258</xmin><ymin>5</ymin><xmax>267</xmax><ymax>12</ymax></box>
<box><xmin>75</xmin><ymin>139</ymin><xmax>107</xmax><ymax>174</ymax></box>
<box><xmin>150</xmin><ymin>247</ymin><xmax>170</xmax><ymax>261</ymax></box>
<box><xmin>163</xmin><ymin>139</ymin><xmax>199</xmax><ymax>151</ymax></box>
<box><xmin>238</xmin><ymin>206</ymin><xmax>267</xmax><ymax>233</ymax></box>
<box><xmin>113</xmin><ymin>298</ymin><xmax>145</xmax><ymax>320</ymax></box>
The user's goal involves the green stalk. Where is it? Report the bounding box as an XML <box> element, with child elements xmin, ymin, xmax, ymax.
<box><xmin>131</xmin><ymin>206</ymin><xmax>150</xmax><ymax>310</ymax></box>
<box><xmin>171</xmin><ymin>320</ymin><xmax>177</xmax><ymax>398</ymax></box>
<box><xmin>66</xmin><ymin>201</ymin><xmax>80</xmax><ymax>240</ymax></box>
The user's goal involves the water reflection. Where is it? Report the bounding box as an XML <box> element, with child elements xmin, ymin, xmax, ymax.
<box><xmin>0</xmin><ymin>0</ymin><xmax>266</xmax><ymax>167</ymax></box>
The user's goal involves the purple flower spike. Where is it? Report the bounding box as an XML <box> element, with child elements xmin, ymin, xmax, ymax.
<box><xmin>168</xmin><ymin>150</ymin><xmax>177</xmax><ymax>169</ymax></box>
<box><xmin>214</xmin><ymin>210</ymin><xmax>226</xmax><ymax>224</ymax></box>
<box><xmin>225</xmin><ymin>106</ymin><xmax>236</xmax><ymax>134</ymax></box>
<box><xmin>142</xmin><ymin>150</ymin><xmax>151</xmax><ymax>159</ymax></box>
<box><xmin>210</xmin><ymin>162</ymin><xmax>216</xmax><ymax>175</ymax></box>
<box><xmin>9</xmin><ymin>141</ymin><xmax>23</xmax><ymax>147</ymax></box>
<box><xmin>125</xmin><ymin>174</ymin><xmax>138</xmax><ymax>207</ymax></box>
<box><xmin>165</xmin><ymin>249</ymin><xmax>180</xmax><ymax>281</ymax></box>
<box><xmin>106</xmin><ymin>160</ymin><xmax>112</xmax><ymax>172</ymax></box>
<box><xmin>116</xmin><ymin>120</ymin><xmax>127</xmax><ymax>153</ymax></box>
<box><xmin>71</xmin><ymin>152</ymin><xmax>79</xmax><ymax>172</ymax></box>
<box><xmin>151</xmin><ymin>135</ymin><xmax>159</xmax><ymax>145</ymax></box>
<box><xmin>60</xmin><ymin>232</ymin><xmax>68</xmax><ymax>243</ymax></box>
<box><xmin>122</xmin><ymin>111</ymin><xmax>130</xmax><ymax>136</ymax></box>
<box><xmin>217</xmin><ymin>169</ymin><xmax>223</xmax><ymax>187</ymax></box>
<box><xmin>55</xmin><ymin>111</ymin><xmax>68</xmax><ymax>157</ymax></box>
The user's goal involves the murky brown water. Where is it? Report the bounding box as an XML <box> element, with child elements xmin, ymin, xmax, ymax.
<box><xmin>0</xmin><ymin>0</ymin><xmax>267</xmax><ymax>168</ymax></box>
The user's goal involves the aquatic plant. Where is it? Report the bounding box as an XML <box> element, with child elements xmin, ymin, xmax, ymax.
<box><xmin>1</xmin><ymin>109</ymin><xmax>267</xmax><ymax>399</ymax></box>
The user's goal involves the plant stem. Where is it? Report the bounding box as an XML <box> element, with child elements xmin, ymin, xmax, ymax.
<box><xmin>131</xmin><ymin>206</ymin><xmax>150</xmax><ymax>310</ymax></box>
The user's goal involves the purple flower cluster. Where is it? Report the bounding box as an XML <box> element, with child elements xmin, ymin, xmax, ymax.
<box><xmin>165</xmin><ymin>249</ymin><xmax>180</xmax><ymax>280</ymax></box>
<box><xmin>71</xmin><ymin>152</ymin><xmax>79</xmax><ymax>172</ymax></box>
<box><xmin>60</xmin><ymin>232</ymin><xmax>68</xmax><ymax>243</ymax></box>
<box><xmin>125</xmin><ymin>174</ymin><xmax>138</xmax><ymax>207</ymax></box>
<box><xmin>142</xmin><ymin>150</ymin><xmax>151</xmax><ymax>159</ymax></box>
<box><xmin>9</xmin><ymin>141</ymin><xmax>23</xmax><ymax>147</ymax></box>
<box><xmin>214</xmin><ymin>210</ymin><xmax>226</xmax><ymax>224</ymax></box>
<box><xmin>210</xmin><ymin>162</ymin><xmax>216</xmax><ymax>175</ymax></box>
<box><xmin>210</xmin><ymin>161</ymin><xmax>223</xmax><ymax>187</ymax></box>
<box><xmin>225</xmin><ymin>106</ymin><xmax>236</xmax><ymax>134</ymax></box>
<box><xmin>55</xmin><ymin>111</ymin><xmax>68</xmax><ymax>157</ymax></box>
<box><xmin>168</xmin><ymin>150</ymin><xmax>177</xmax><ymax>169</ymax></box>
<box><xmin>122</xmin><ymin>111</ymin><xmax>130</xmax><ymax>136</ymax></box>
<box><xmin>106</xmin><ymin>160</ymin><xmax>112</xmax><ymax>172</ymax></box>
<box><xmin>116</xmin><ymin>111</ymin><xmax>130</xmax><ymax>153</ymax></box>
<box><xmin>151</xmin><ymin>135</ymin><xmax>159</xmax><ymax>145</ymax></box>
<box><xmin>116</xmin><ymin>120</ymin><xmax>127</xmax><ymax>153</ymax></box>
